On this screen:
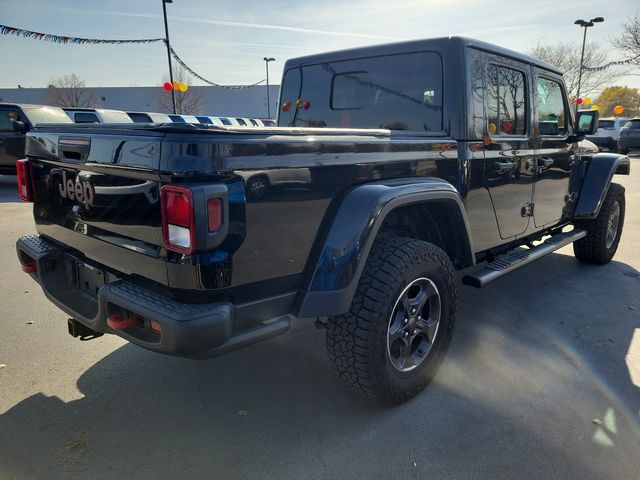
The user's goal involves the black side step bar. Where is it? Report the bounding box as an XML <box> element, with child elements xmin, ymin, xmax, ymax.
<box><xmin>462</xmin><ymin>229</ymin><xmax>587</xmax><ymax>288</ymax></box>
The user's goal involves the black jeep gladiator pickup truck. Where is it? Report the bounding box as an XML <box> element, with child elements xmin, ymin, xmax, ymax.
<box><xmin>16</xmin><ymin>37</ymin><xmax>630</xmax><ymax>404</ymax></box>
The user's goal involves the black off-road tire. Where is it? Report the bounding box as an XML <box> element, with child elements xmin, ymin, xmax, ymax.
<box><xmin>573</xmin><ymin>182</ymin><xmax>625</xmax><ymax>264</ymax></box>
<box><xmin>326</xmin><ymin>237</ymin><xmax>456</xmax><ymax>405</ymax></box>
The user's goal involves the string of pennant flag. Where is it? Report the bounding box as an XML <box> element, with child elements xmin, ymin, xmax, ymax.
<box><xmin>0</xmin><ymin>23</ymin><xmax>265</xmax><ymax>89</ymax></box>
<box><xmin>581</xmin><ymin>57</ymin><xmax>639</xmax><ymax>72</ymax></box>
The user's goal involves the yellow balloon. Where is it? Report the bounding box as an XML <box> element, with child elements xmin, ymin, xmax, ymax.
<box><xmin>584</xmin><ymin>97</ymin><xmax>591</xmax><ymax>105</ymax></box>
<box><xmin>590</xmin><ymin>105</ymin><xmax>600</xmax><ymax>111</ymax></box>
<box><xmin>613</xmin><ymin>105</ymin><xmax>624</xmax><ymax>116</ymax></box>
<box><xmin>178</xmin><ymin>82</ymin><xmax>188</xmax><ymax>92</ymax></box>
<box><xmin>488</xmin><ymin>122</ymin><xmax>497</xmax><ymax>135</ymax></box>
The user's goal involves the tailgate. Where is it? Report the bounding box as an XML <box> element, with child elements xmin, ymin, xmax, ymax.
<box><xmin>26</xmin><ymin>129</ymin><xmax>167</xmax><ymax>284</ymax></box>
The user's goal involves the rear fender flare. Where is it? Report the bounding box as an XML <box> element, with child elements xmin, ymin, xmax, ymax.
<box><xmin>574</xmin><ymin>152</ymin><xmax>630</xmax><ymax>219</ymax></box>
<box><xmin>296</xmin><ymin>178</ymin><xmax>474</xmax><ymax>318</ymax></box>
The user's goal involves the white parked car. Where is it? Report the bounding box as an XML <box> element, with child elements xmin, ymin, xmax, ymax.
<box><xmin>64</xmin><ymin>108</ymin><xmax>134</xmax><ymax>124</ymax></box>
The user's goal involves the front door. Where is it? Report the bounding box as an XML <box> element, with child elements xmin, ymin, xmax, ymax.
<box><xmin>0</xmin><ymin>108</ymin><xmax>27</xmax><ymax>171</ymax></box>
<box><xmin>532</xmin><ymin>73</ymin><xmax>573</xmax><ymax>228</ymax></box>
<box><xmin>483</xmin><ymin>59</ymin><xmax>535</xmax><ymax>239</ymax></box>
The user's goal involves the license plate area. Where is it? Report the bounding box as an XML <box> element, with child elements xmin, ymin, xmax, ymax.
<box><xmin>64</xmin><ymin>254</ymin><xmax>105</xmax><ymax>299</ymax></box>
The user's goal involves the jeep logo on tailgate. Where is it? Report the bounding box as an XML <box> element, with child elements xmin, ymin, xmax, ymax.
<box><xmin>58</xmin><ymin>171</ymin><xmax>95</xmax><ymax>208</ymax></box>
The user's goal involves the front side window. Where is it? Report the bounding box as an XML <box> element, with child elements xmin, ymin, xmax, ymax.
<box><xmin>487</xmin><ymin>64</ymin><xmax>527</xmax><ymax>136</ymax></box>
<box><xmin>278</xmin><ymin>52</ymin><xmax>443</xmax><ymax>132</ymax></box>
<box><xmin>0</xmin><ymin>109</ymin><xmax>22</xmax><ymax>132</ymax></box>
<box><xmin>536</xmin><ymin>77</ymin><xmax>568</xmax><ymax>136</ymax></box>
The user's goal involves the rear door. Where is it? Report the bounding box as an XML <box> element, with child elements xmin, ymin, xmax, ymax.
<box><xmin>532</xmin><ymin>72</ymin><xmax>573</xmax><ymax>228</ymax></box>
<box><xmin>482</xmin><ymin>56</ymin><xmax>535</xmax><ymax>239</ymax></box>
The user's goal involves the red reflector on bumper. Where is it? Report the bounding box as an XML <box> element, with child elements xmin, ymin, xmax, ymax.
<box><xmin>22</xmin><ymin>263</ymin><xmax>37</xmax><ymax>273</ymax></box>
<box><xmin>107</xmin><ymin>313</ymin><xmax>138</xmax><ymax>330</ymax></box>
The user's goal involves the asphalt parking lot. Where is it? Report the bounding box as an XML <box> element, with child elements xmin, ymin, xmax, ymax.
<box><xmin>1</xmin><ymin>160</ymin><xmax>639</xmax><ymax>480</ymax></box>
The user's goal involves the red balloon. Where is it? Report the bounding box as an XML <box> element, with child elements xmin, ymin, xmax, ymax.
<box><xmin>163</xmin><ymin>82</ymin><xmax>173</xmax><ymax>92</ymax></box>
<box><xmin>577</xmin><ymin>97</ymin><xmax>583</xmax><ymax>105</ymax></box>
<box><xmin>303</xmin><ymin>100</ymin><xmax>311</xmax><ymax>110</ymax></box>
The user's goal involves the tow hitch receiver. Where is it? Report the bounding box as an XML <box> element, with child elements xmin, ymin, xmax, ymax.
<box><xmin>67</xmin><ymin>318</ymin><xmax>104</xmax><ymax>341</ymax></box>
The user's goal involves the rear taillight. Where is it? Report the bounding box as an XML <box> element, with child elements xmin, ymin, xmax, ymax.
<box><xmin>16</xmin><ymin>159</ymin><xmax>34</xmax><ymax>202</ymax></box>
<box><xmin>161</xmin><ymin>185</ymin><xmax>195</xmax><ymax>254</ymax></box>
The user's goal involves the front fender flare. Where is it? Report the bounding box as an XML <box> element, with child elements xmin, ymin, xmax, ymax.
<box><xmin>574</xmin><ymin>152</ymin><xmax>630</xmax><ymax>219</ymax></box>
<box><xmin>296</xmin><ymin>178</ymin><xmax>473</xmax><ymax>318</ymax></box>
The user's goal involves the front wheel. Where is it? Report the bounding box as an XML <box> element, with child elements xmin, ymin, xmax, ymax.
<box><xmin>326</xmin><ymin>237</ymin><xmax>456</xmax><ymax>405</ymax></box>
<box><xmin>573</xmin><ymin>182</ymin><xmax>625</xmax><ymax>264</ymax></box>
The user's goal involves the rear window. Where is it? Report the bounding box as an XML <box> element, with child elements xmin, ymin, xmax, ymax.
<box><xmin>279</xmin><ymin>51</ymin><xmax>444</xmax><ymax>132</ymax></box>
<box><xmin>598</xmin><ymin>120</ymin><xmax>614</xmax><ymax>129</ymax></box>
<box><xmin>99</xmin><ymin>110</ymin><xmax>134</xmax><ymax>123</ymax></box>
<box><xmin>74</xmin><ymin>112</ymin><xmax>99</xmax><ymax>123</ymax></box>
<box><xmin>128</xmin><ymin>112</ymin><xmax>152</xmax><ymax>123</ymax></box>
<box><xmin>21</xmin><ymin>106</ymin><xmax>72</xmax><ymax>125</ymax></box>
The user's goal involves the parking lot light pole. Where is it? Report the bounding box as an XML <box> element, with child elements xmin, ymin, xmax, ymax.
<box><xmin>163</xmin><ymin>0</ymin><xmax>177</xmax><ymax>114</ymax></box>
<box><xmin>264</xmin><ymin>57</ymin><xmax>275</xmax><ymax>119</ymax></box>
<box><xmin>574</xmin><ymin>16</ymin><xmax>604</xmax><ymax>116</ymax></box>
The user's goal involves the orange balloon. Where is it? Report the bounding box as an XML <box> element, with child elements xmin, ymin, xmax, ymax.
<box><xmin>173</xmin><ymin>81</ymin><xmax>180</xmax><ymax>90</ymax></box>
<box><xmin>613</xmin><ymin>105</ymin><xmax>624</xmax><ymax>116</ymax></box>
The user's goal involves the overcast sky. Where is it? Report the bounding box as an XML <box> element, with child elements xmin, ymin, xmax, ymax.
<box><xmin>1</xmin><ymin>0</ymin><xmax>638</xmax><ymax>89</ymax></box>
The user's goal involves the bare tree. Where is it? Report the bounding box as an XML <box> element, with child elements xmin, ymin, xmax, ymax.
<box><xmin>612</xmin><ymin>12</ymin><xmax>640</xmax><ymax>65</ymax></box>
<box><xmin>155</xmin><ymin>66</ymin><xmax>205</xmax><ymax>115</ymax></box>
<box><xmin>45</xmin><ymin>73</ymin><xmax>100</xmax><ymax>108</ymax></box>
<box><xmin>528</xmin><ymin>42</ymin><xmax>622</xmax><ymax>99</ymax></box>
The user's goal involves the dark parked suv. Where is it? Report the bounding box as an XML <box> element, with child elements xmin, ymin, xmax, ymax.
<box><xmin>618</xmin><ymin>118</ymin><xmax>640</xmax><ymax>153</ymax></box>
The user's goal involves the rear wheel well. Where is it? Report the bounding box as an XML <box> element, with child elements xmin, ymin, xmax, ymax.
<box><xmin>378</xmin><ymin>201</ymin><xmax>473</xmax><ymax>269</ymax></box>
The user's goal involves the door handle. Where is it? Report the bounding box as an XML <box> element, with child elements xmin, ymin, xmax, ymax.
<box><xmin>537</xmin><ymin>157</ymin><xmax>554</xmax><ymax>168</ymax></box>
<box><xmin>493</xmin><ymin>160</ymin><xmax>514</xmax><ymax>170</ymax></box>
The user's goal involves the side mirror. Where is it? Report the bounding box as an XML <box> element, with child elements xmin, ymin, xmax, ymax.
<box><xmin>575</xmin><ymin>110</ymin><xmax>599</xmax><ymax>135</ymax></box>
<box><xmin>11</xmin><ymin>120</ymin><xmax>28</xmax><ymax>133</ymax></box>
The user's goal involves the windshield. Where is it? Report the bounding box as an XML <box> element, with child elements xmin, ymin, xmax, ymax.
<box><xmin>21</xmin><ymin>106</ymin><xmax>72</xmax><ymax>125</ymax></box>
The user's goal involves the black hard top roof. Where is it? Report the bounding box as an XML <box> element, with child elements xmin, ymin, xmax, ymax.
<box><xmin>284</xmin><ymin>36</ymin><xmax>562</xmax><ymax>75</ymax></box>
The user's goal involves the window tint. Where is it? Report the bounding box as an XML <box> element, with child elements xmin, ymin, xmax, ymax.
<box><xmin>598</xmin><ymin>120</ymin><xmax>614</xmax><ymax>129</ymax></box>
<box><xmin>278</xmin><ymin>52</ymin><xmax>443</xmax><ymax>132</ymax></box>
<box><xmin>249</xmin><ymin>119</ymin><xmax>259</xmax><ymax>126</ymax></box>
<box><xmin>536</xmin><ymin>77</ymin><xmax>567</xmax><ymax>136</ymax></box>
<box><xmin>487</xmin><ymin>64</ymin><xmax>527</xmax><ymax>136</ymax></box>
<box><xmin>74</xmin><ymin>112</ymin><xmax>99</xmax><ymax>123</ymax></box>
<box><xmin>0</xmin><ymin>109</ymin><xmax>22</xmax><ymax>132</ymax></box>
<box><xmin>219</xmin><ymin>117</ymin><xmax>232</xmax><ymax>126</ymax></box>
<box><xmin>196</xmin><ymin>116</ymin><xmax>213</xmax><ymax>124</ymax></box>
<box><xmin>169</xmin><ymin>115</ymin><xmax>185</xmax><ymax>123</ymax></box>
<box><xmin>236</xmin><ymin>118</ymin><xmax>247</xmax><ymax>126</ymax></box>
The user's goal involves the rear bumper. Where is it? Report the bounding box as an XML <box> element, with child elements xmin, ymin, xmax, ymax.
<box><xmin>16</xmin><ymin>234</ymin><xmax>293</xmax><ymax>358</ymax></box>
<box><xmin>618</xmin><ymin>137</ymin><xmax>640</xmax><ymax>150</ymax></box>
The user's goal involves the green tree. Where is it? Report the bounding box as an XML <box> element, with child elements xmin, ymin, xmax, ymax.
<box><xmin>595</xmin><ymin>86</ymin><xmax>640</xmax><ymax>117</ymax></box>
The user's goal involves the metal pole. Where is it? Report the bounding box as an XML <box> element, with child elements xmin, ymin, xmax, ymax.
<box><xmin>265</xmin><ymin>59</ymin><xmax>271</xmax><ymax>118</ymax></box>
<box><xmin>575</xmin><ymin>25</ymin><xmax>588</xmax><ymax>117</ymax></box>
<box><xmin>162</xmin><ymin>0</ymin><xmax>177</xmax><ymax>114</ymax></box>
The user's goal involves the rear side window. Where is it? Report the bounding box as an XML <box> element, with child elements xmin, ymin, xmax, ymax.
<box><xmin>236</xmin><ymin>118</ymin><xmax>247</xmax><ymax>126</ymax></box>
<box><xmin>625</xmin><ymin>120</ymin><xmax>640</xmax><ymax>130</ymax></box>
<box><xmin>536</xmin><ymin>77</ymin><xmax>568</xmax><ymax>136</ymax></box>
<box><xmin>219</xmin><ymin>117</ymin><xmax>232</xmax><ymax>126</ymax></box>
<box><xmin>598</xmin><ymin>120</ymin><xmax>614</xmax><ymax>129</ymax></box>
<box><xmin>249</xmin><ymin>119</ymin><xmax>259</xmax><ymax>126</ymax></box>
<box><xmin>74</xmin><ymin>112</ymin><xmax>99</xmax><ymax>123</ymax></box>
<box><xmin>169</xmin><ymin>115</ymin><xmax>185</xmax><ymax>123</ymax></box>
<box><xmin>196</xmin><ymin>116</ymin><xmax>213</xmax><ymax>124</ymax></box>
<box><xmin>278</xmin><ymin>51</ymin><xmax>443</xmax><ymax>132</ymax></box>
<box><xmin>486</xmin><ymin>64</ymin><xmax>527</xmax><ymax>136</ymax></box>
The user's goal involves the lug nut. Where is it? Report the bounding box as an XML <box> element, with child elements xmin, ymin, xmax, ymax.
<box><xmin>410</xmin><ymin>308</ymin><xmax>416</xmax><ymax>315</ymax></box>
<box><xmin>403</xmin><ymin>318</ymin><xmax>408</xmax><ymax>324</ymax></box>
<box><xmin>403</xmin><ymin>331</ymin><xmax>409</xmax><ymax>337</ymax></box>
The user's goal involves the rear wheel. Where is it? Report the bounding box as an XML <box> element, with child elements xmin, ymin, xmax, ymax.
<box><xmin>573</xmin><ymin>182</ymin><xmax>625</xmax><ymax>264</ymax></box>
<box><xmin>326</xmin><ymin>237</ymin><xmax>456</xmax><ymax>404</ymax></box>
